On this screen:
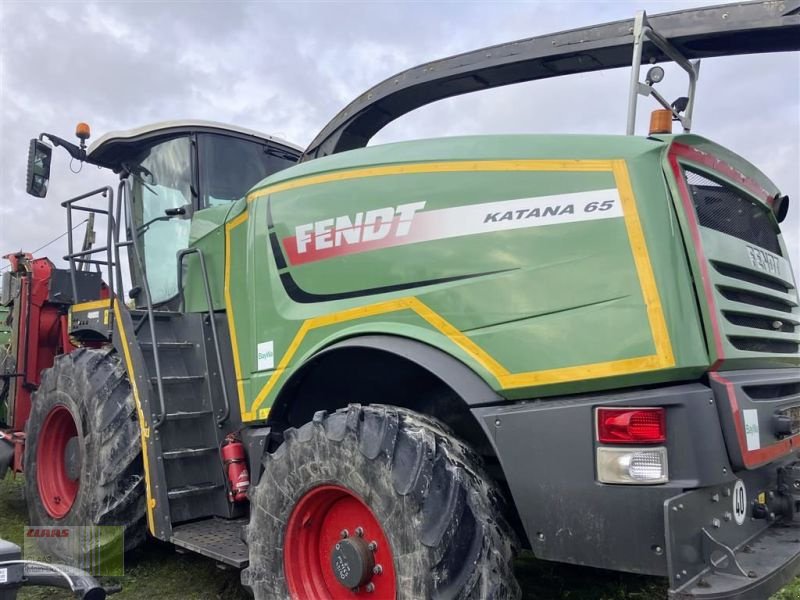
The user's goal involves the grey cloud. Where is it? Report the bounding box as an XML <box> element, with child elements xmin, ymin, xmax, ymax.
<box><xmin>0</xmin><ymin>0</ymin><xmax>797</xmax><ymax>284</ymax></box>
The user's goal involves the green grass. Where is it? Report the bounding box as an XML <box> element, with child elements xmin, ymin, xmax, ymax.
<box><xmin>2</xmin><ymin>475</ymin><xmax>798</xmax><ymax>599</ymax></box>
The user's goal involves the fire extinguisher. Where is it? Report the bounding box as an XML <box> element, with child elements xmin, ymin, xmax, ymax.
<box><xmin>221</xmin><ymin>433</ymin><xmax>250</xmax><ymax>503</ymax></box>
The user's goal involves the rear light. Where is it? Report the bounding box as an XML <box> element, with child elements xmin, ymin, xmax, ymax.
<box><xmin>596</xmin><ymin>407</ymin><xmax>666</xmax><ymax>444</ymax></box>
<box><xmin>596</xmin><ymin>447</ymin><xmax>669</xmax><ymax>484</ymax></box>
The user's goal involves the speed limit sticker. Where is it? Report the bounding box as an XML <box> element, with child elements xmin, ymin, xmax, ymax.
<box><xmin>733</xmin><ymin>480</ymin><xmax>747</xmax><ymax>525</ymax></box>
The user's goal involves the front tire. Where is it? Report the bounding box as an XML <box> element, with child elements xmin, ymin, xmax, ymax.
<box><xmin>243</xmin><ymin>404</ymin><xmax>520</xmax><ymax>599</ymax></box>
<box><xmin>24</xmin><ymin>348</ymin><xmax>146</xmax><ymax>560</ymax></box>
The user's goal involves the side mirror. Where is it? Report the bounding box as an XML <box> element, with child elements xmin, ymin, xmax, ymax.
<box><xmin>26</xmin><ymin>139</ymin><xmax>52</xmax><ymax>198</ymax></box>
<box><xmin>772</xmin><ymin>194</ymin><xmax>789</xmax><ymax>224</ymax></box>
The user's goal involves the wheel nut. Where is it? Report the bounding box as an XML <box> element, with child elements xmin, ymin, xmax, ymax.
<box><xmin>373</xmin><ymin>564</ymin><xmax>383</xmax><ymax>575</ymax></box>
<box><xmin>355</xmin><ymin>526</ymin><xmax>364</xmax><ymax>537</ymax></box>
<box><xmin>368</xmin><ymin>541</ymin><xmax>378</xmax><ymax>552</ymax></box>
<box><xmin>340</xmin><ymin>529</ymin><xmax>349</xmax><ymax>539</ymax></box>
<box><xmin>365</xmin><ymin>583</ymin><xmax>375</xmax><ymax>593</ymax></box>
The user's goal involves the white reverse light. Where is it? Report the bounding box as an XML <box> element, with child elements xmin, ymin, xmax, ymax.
<box><xmin>596</xmin><ymin>446</ymin><xmax>668</xmax><ymax>485</ymax></box>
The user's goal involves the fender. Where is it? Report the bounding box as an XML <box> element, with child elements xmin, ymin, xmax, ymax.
<box><xmin>275</xmin><ymin>334</ymin><xmax>503</xmax><ymax>413</ymax></box>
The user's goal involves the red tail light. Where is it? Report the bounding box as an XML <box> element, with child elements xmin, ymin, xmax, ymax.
<box><xmin>596</xmin><ymin>407</ymin><xmax>666</xmax><ymax>444</ymax></box>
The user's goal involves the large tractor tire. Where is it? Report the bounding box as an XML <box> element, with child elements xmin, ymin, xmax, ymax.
<box><xmin>243</xmin><ymin>404</ymin><xmax>520</xmax><ymax>600</ymax></box>
<box><xmin>24</xmin><ymin>348</ymin><xmax>146</xmax><ymax>561</ymax></box>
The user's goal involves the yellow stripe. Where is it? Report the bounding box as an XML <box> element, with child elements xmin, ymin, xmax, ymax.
<box><xmin>224</xmin><ymin>159</ymin><xmax>675</xmax><ymax>420</ymax></box>
<box><xmin>71</xmin><ymin>299</ymin><xmax>111</xmax><ymax>312</ymax></box>
<box><xmin>247</xmin><ymin>159</ymin><xmax>615</xmax><ymax>203</ymax></box>
<box><xmin>612</xmin><ymin>160</ymin><xmax>674</xmax><ymax>368</ymax></box>
<box><xmin>112</xmin><ymin>301</ymin><xmax>156</xmax><ymax>534</ymax></box>
<box><xmin>224</xmin><ymin>210</ymin><xmax>250</xmax><ymax>418</ymax></box>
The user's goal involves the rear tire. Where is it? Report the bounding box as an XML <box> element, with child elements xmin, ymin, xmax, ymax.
<box><xmin>243</xmin><ymin>404</ymin><xmax>520</xmax><ymax>599</ymax></box>
<box><xmin>24</xmin><ymin>348</ymin><xmax>146</xmax><ymax>561</ymax></box>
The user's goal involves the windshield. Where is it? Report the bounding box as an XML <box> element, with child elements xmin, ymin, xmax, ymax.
<box><xmin>131</xmin><ymin>136</ymin><xmax>192</xmax><ymax>304</ymax></box>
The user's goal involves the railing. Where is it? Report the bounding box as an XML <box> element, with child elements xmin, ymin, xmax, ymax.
<box><xmin>176</xmin><ymin>248</ymin><xmax>231</xmax><ymax>425</ymax></box>
<box><xmin>60</xmin><ymin>186</ymin><xmax>115</xmax><ymax>302</ymax></box>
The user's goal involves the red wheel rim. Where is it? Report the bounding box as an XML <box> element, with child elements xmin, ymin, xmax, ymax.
<box><xmin>37</xmin><ymin>405</ymin><xmax>79</xmax><ymax>519</ymax></box>
<box><xmin>284</xmin><ymin>484</ymin><xmax>397</xmax><ymax>599</ymax></box>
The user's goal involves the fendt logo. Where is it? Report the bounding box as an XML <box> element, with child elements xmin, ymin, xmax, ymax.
<box><xmin>280</xmin><ymin>189</ymin><xmax>623</xmax><ymax>266</ymax></box>
<box><xmin>285</xmin><ymin>202</ymin><xmax>426</xmax><ymax>265</ymax></box>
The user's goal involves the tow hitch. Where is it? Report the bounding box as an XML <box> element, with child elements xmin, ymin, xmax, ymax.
<box><xmin>668</xmin><ymin>463</ymin><xmax>800</xmax><ymax>599</ymax></box>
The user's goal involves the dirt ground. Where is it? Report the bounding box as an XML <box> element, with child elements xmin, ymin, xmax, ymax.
<box><xmin>1</xmin><ymin>475</ymin><xmax>798</xmax><ymax>599</ymax></box>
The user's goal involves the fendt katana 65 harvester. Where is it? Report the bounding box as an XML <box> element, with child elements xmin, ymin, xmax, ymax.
<box><xmin>1</xmin><ymin>2</ymin><xmax>800</xmax><ymax>599</ymax></box>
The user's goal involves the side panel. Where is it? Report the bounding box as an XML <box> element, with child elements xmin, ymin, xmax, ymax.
<box><xmin>222</xmin><ymin>139</ymin><xmax>709</xmax><ymax>421</ymax></box>
<box><xmin>471</xmin><ymin>383</ymin><xmax>733</xmax><ymax>576</ymax></box>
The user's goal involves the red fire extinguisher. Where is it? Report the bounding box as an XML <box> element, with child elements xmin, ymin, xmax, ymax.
<box><xmin>221</xmin><ymin>433</ymin><xmax>250</xmax><ymax>503</ymax></box>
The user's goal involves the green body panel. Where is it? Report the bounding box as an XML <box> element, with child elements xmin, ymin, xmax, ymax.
<box><xmin>180</xmin><ymin>133</ymin><xmax>797</xmax><ymax>421</ymax></box>
<box><xmin>658</xmin><ymin>134</ymin><xmax>799</xmax><ymax>370</ymax></box>
<box><xmin>184</xmin><ymin>203</ymin><xmax>232</xmax><ymax>312</ymax></box>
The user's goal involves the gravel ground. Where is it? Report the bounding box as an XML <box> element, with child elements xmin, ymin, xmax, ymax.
<box><xmin>1</xmin><ymin>475</ymin><xmax>798</xmax><ymax>599</ymax></box>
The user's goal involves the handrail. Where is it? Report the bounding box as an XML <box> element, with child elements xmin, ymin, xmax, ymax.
<box><xmin>61</xmin><ymin>186</ymin><xmax>114</xmax><ymax>303</ymax></box>
<box><xmin>118</xmin><ymin>178</ymin><xmax>167</xmax><ymax>429</ymax></box>
<box><xmin>176</xmin><ymin>248</ymin><xmax>231</xmax><ymax>425</ymax></box>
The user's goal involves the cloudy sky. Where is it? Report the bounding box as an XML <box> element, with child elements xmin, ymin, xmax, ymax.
<box><xmin>0</xmin><ymin>0</ymin><xmax>797</xmax><ymax>288</ymax></box>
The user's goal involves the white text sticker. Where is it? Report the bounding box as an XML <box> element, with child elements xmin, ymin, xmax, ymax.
<box><xmin>257</xmin><ymin>341</ymin><xmax>275</xmax><ymax>371</ymax></box>
<box><xmin>743</xmin><ymin>409</ymin><xmax>761</xmax><ymax>451</ymax></box>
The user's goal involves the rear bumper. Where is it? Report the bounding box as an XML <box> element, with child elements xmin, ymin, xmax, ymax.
<box><xmin>666</xmin><ymin>471</ymin><xmax>800</xmax><ymax>599</ymax></box>
<box><xmin>472</xmin><ymin>380</ymin><xmax>800</xmax><ymax>597</ymax></box>
<box><xmin>669</xmin><ymin>520</ymin><xmax>800</xmax><ymax>599</ymax></box>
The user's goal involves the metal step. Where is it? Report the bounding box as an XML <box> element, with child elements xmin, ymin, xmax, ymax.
<box><xmin>164</xmin><ymin>409</ymin><xmax>212</xmax><ymax>421</ymax></box>
<box><xmin>153</xmin><ymin>375</ymin><xmax>205</xmax><ymax>384</ymax></box>
<box><xmin>171</xmin><ymin>518</ymin><xmax>249</xmax><ymax>568</ymax></box>
<box><xmin>131</xmin><ymin>310</ymin><xmax>178</xmax><ymax>321</ymax></box>
<box><xmin>167</xmin><ymin>482</ymin><xmax>223</xmax><ymax>500</ymax></box>
<box><xmin>141</xmin><ymin>341</ymin><xmax>195</xmax><ymax>349</ymax></box>
<box><xmin>162</xmin><ymin>446</ymin><xmax>217</xmax><ymax>460</ymax></box>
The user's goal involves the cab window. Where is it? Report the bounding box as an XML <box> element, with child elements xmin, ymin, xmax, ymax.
<box><xmin>197</xmin><ymin>134</ymin><xmax>297</xmax><ymax>207</ymax></box>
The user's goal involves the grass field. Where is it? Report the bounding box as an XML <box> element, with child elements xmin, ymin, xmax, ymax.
<box><xmin>1</xmin><ymin>475</ymin><xmax>798</xmax><ymax>599</ymax></box>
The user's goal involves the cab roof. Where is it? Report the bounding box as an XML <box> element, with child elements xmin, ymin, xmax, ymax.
<box><xmin>87</xmin><ymin>119</ymin><xmax>302</xmax><ymax>169</ymax></box>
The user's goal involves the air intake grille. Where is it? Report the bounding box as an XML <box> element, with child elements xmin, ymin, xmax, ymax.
<box><xmin>686</xmin><ymin>169</ymin><xmax>781</xmax><ymax>256</ymax></box>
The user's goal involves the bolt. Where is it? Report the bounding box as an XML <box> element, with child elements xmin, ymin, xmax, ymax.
<box><xmin>652</xmin><ymin>545</ymin><xmax>663</xmax><ymax>555</ymax></box>
<box><xmin>355</xmin><ymin>527</ymin><xmax>364</xmax><ymax>537</ymax></box>
<box><xmin>769</xmin><ymin>491</ymin><xmax>775</xmax><ymax>499</ymax></box>
<box><xmin>494</xmin><ymin>418</ymin><xmax>502</xmax><ymax>428</ymax></box>
<box><xmin>373</xmin><ymin>565</ymin><xmax>383</xmax><ymax>575</ymax></box>
<box><xmin>724</xmin><ymin>488</ymin><xmax>732</xmax><ymax>497</ymax></box>
<box><xmin>537</xmin><ymin>532</ymin><xmax>545</xmax><ymax>541</ymax></box>
<box><xmin>712</xmin><ymin>518</ymin><xmax>721</xmax><ymax>529</ymax></box>
<box><xmin>709</xmin><ymin>398</ymin><xmax>714</xmax><ymax>404</ymax></box>
<box><xmin>794</xmin><ymin>480</ymin><xmax>800</xmax><ymax>490</ymax></box>
<box><xmin>368</xmin><ymin>541</ymin><xmax>378</xmax><ymax>552</ymax></box>
<box><xmin>748</xmin><ymin>571</ymin><xmax>757</xmax><ymax>579</ymax></box>
<box><xmin>676</xmin><ymin>573</ymin><xmax>682</xmax><ymax>580</ymax></box>
<box><xmin>723</xmin><ymin>468</ymin><xmax>728</xmax><ymax>475</ymax></box>
<box><xmin>711</xmin><ymin>493</ymin><xmax>720</xmax><ymax>503</ymax></box>
<box><xmin>340</xmin><ymin>529</ymin><xmax>349</xmax><ymax>539</ymax></box>
<box><xmin>365</xmin><ymin>583</ymin><xmax>375</xmax><ymax>593</ymax></box>
<box><xmin>724</xmin><ymin>512</ymin><xmax>732</xmax><ymax>522</ymax></box>
<box><xmin>769</xmin><ymin>512</ymin><xmax>776</xmax><ymax>521</ymax></box>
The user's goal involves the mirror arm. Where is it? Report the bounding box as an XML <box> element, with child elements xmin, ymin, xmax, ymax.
<box><xmin>39</xmin><ymin>133</ymin><xmax>86</xmax><ymax>162</ymax></box>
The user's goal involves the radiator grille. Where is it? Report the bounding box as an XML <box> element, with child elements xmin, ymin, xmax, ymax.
<box><xmin>687</xmin><ymin>169</ymin><xmax>781</xmax><ymax>256</ymax></box>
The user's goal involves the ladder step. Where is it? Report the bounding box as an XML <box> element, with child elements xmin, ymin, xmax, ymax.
<box><xmin>163</xmin><ymin>446</ymin><xmax>218</xmax><ymax>460</ymax></box>
<box><xmin>141</xmin><ymin>341</ymin><xmax>195</xmax><ymax>349</ymax></box>
<box><xmin>153</xmin><ymin>375</ymin><xmax>205</xmax><ymax>384</ymax></box>
<box><xmin>164</xmin><ymin>409</ymin><xmax>212</xmax><ymax>421</ymax></box>
<box><xmin>131</xmin><ymin>310</ymin><xmax>177</xmax><ymax>321</ymax></box>
<box><xmin>167</xmin><ymin>483</ymin><xmax>223</xmax><ymax>500</ymax></box>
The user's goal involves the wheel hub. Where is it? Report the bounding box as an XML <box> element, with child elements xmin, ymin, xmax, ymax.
<box><xmin>330</xmin><ymin>534</ymin><xmax>376</xmax><ymax>589</ymax></box>
<box><xmin>284</xmin><ymin>484</ymin><xmax>396</xmax><ymax>598</ymax></box>
<box><xmin>36</xmin><ymin>405</ymin><xmax>80</xmax><ymax>519</ymax></box>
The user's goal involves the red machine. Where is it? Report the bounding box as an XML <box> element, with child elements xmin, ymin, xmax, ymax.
<box><xmin>0</xmin><ymin>253</ymin><xmax>104</xmax><ymax>476</ymax></box>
